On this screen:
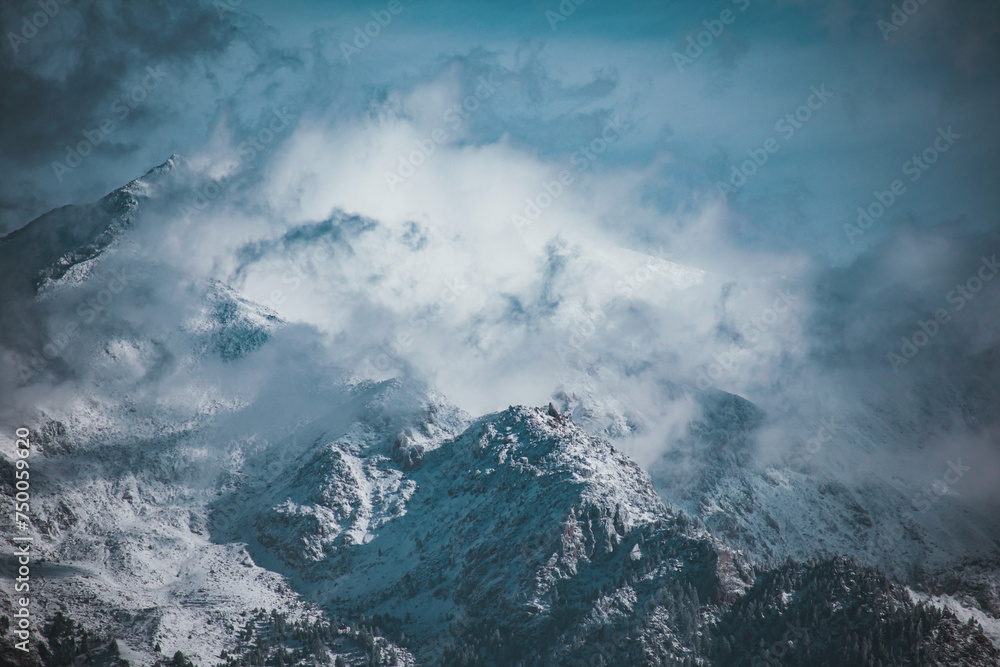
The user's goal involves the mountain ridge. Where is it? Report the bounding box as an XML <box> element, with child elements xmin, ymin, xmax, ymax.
<box><xmin>1</xmin><ymin>160</ymin><xmax>998</xmax><ymax>666</ymax></box>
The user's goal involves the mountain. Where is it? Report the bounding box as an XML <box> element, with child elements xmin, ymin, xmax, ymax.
<box><xmin>637</xmin><ymin>379</ymin><xmax>1000</xmax><ymax>646</ymax></box>
<box><xmin>552</xmin><ymin>361</ymin><xmax>1000</xmax><ymax>650</ymax></box>
<box><xmin>0</xmin><ymin>159</ymin><xmax>998</xmax><ymax>666</ymax></box>
<box><xmin>0</xmin><ymin>155</ymin><xmax>184</xmax><ymax>300</ymax></box>
<box><xmin>214</xmin><ymin>397</ymin><xmax>750</xmax><ymax>665</ymax></box>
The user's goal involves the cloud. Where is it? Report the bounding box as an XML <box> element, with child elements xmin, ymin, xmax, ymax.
<box><xmin>0</xmin><ymin>0</ymin><xmax>269</xmax><ymax>234</ymax></box>
<box><xmin>1</xmin><ymin>0</ymin><xmax>998</xmax><ymax>549</ymax></box>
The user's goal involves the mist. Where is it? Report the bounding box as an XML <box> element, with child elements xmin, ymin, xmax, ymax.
<box><xmin>2</xmin><ymin>0</ymin><xmax>999</xmax><ymax>560</ymax></box>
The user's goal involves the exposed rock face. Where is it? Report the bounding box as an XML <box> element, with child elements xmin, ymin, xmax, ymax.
<box><xmin>1</xmin><ymin>159</ymin><xmax>997</xmax><ymax>666</ymax></box>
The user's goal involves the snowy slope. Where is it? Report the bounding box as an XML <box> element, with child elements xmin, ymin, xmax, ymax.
<box><xmin>633</xmin><ymin>380</ymin><xmax>1000</xmax><ymax>650</ymax></box>
<box><xmin>0</xmin><ymin>159</ymin><xmax>997</xmax><ymax>666</ymax></box>
<box><xmin>216</xmin><ymin>400</ymin><xmax>751</xmax><ymax>665</ymax></box>
<box><xmin>0</xmin><ymin>158</ymin><xmax>386</xmax><ymax>664</ymax></box>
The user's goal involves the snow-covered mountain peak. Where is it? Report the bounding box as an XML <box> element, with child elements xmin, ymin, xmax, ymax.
<box><xmin>0</xmin><ymin>155</ymin><xmax>190</xmax><ymax>300</ymax></box>
<box><xmin>2</xmin><ymin>158</ymin><xmax>998</xmax><ymax>665</ymax></box>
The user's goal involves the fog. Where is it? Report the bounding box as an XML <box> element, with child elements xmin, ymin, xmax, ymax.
<box><xmin>2</xmin><ymin>0</ymin><xmax>998</xmax><ymax>536</ymax></box>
